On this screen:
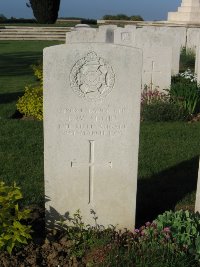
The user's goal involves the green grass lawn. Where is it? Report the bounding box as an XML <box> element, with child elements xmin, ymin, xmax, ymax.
<box><xmin>0</xmin><ymin>41</ymin><xmax>200</xmax><ymax>226</ymax></box>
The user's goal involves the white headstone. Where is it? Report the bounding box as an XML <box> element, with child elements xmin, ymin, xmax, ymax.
<box><xmin>186</xmin><ymin>28</ymin><xmax>200</xmax><ymax>52</ymax></box>
<box><xmin>196</xmin><ymin>45</ymin><xmax>200</xmax><ymax>82</ymax></box>
<box><xmin>44</xmin><ymin>33</ymin><xmax>142</xmax><ymax>230</ymax></box>
<box><xmin>195</xmin><ymin>159</ymin><xmax>200</xmax><ymax>212</ymax></box>
<box><xmin>66</xmin><ymin>25</ymin><xmax>116</xmax><ymax>43</ymax></box>
<box><xmin>135</xmin><ymin>26</ymin><xmax>185</xmax><ymax>75</ymax></box>
<box><xmin>141</xmin><ymin>45</ymin><xmax>172</xmax><ymax>91</ymax></box>
<box><xmin>114</xmin><ymin>26</ymin><xmax>172</xmax><ymax>91</ymax></box>
<box><xmin>114</xmin><ymin>25</ymin><xmax>136</xmax><ymax>45</ymax></box>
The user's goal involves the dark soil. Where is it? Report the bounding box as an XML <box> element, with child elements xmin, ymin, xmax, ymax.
<box><xmin>0</xmin><ymin>206</ymin><xmax>105</xmax><ymax>267</ymax></box>
<box><xmin>0</xmin><ymin>206</ymin><xmax>73</xmax><ymax>267</ymax></box>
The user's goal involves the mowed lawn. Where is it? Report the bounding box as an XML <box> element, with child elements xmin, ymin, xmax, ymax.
<box><xmin>0</xmin><ymin>40</ymin><xmax>200</xmax><ymax>226</ymax></box>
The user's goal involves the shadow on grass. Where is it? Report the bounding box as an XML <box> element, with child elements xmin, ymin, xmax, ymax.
<box><xmin>0</xmin><ymin>91</ymin><xmax>23</xmax><ymax>104</ymax></box>
<box><xmin>0</xmin><ymin>51</ymin><xmax>41</xmax><ymax>76</ymax></box>
<box><xmin>136</xmin><ymin>156</ymin><xmax>199</xmax><ymax>227</ymax></box>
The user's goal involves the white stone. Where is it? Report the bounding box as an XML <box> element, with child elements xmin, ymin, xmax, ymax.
<box><xmin>141</xmin><ymin>44</ymin><xmax>172</xmax><ymax>91</ymax></box>
<box><xmin>168</xmin><ymin>0</ymin><xmax>200</xmax><ymax>23</ymax></box>
<box><xmin>135</xmin><ymin>26</ymin><xmax>186</xmax><ymax>75</ymax></box>
<box><xmin>74</xmin><ymin>24</ymin><xmax>91</xmax><ymax>29</ymax></box>
<box><xmin>44</xmin><ymin>40</ymin><xmax>142</xmax><ymax>230</ymax></box>
<box><xmin>114</xmin><ymin>26</ymin><xmax>172</xmax><ymax>91</ymax></box>
<box><xmin>114</xmin><ymin>25</ymin><xmax>136</xmax><ymax>45</ymax></box>
<box><xmin>196</xmin><ymin>45</ymin><xmax>200</xmax><ymax>81</ymax></box>
<box><xmin>195</xmin><ymin>159</ymin><xmax>200</xmax><ymax>212</ymax></box>
<box><xmin>66</xmin><ymin>25</ymin><xmax>117</xmax><ymax>43</ymax></box>
<box><xmin>186</xmin><ymin>28</ymin><xmax>200</xmax><ymax>51</ymax></box>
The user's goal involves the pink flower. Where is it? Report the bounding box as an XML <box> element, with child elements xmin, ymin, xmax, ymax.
<box><xmin>163</xmin><ymin>227</ymin><xmax>170</xmax><ymax>233</ymax></box>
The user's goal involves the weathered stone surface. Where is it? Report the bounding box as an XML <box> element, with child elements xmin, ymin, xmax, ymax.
<box><xmin>114</xmin><ymin>26</ymin><xmax>172</xmax><ymax>91</ymax></box>
<box><xmin>141</xmin><ymin>44</ymin><xmax>172</xmax><ymax>91</ymax></box>
<box><xmin>195</xmin><ymin>160</ymin><xmax>200</xmax><ymax>212</ymax></box>
<box><xmin>44</xmin><ymin>41</ymin><xmax>142</xmax><ymax>230</ymax></box>
<box><xmin>135</xmin><ymin>26</ymin><xmax>185</xmax><ymax>75</ymax></box>
<box><xmin>66</xmin><ymin>25</ymin><xmax>117</xmax><ymax>43</ymax></box>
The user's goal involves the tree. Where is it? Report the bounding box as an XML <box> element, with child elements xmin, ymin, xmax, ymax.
<box><xmin>27</xmin><ymin>0</ymin><xmax>60</xmax><ymax>24</ymax></box>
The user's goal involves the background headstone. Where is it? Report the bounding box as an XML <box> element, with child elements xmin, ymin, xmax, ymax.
<box><xmin>195</xmin><ymin>159</ymin><xmax>200</xmax><ymax>212</ymax></box>
<box><xmin>135</xmin><ymin>26</ymin><xmax>186</xmax><ymax>75</ymax></box>
<box><xmin>66</xmin><ymin>25</ymin><xmax>117</xmax><ymax>43</ymax></box>
<box><xmin>114</xmin><ymin>26</ymin><xmax>172</xmax><ymax>91</ymax></box>
<box><xmin>44</xmin><ymin>39</ymin><xmax>142</xmax><ymax>230</ymax></box>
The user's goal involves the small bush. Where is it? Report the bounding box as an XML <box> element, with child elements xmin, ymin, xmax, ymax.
<box><xmin>141</xmin><ymin>102</ymin><xmax>188</xmax><ymax>122</ymax></box>
<box><xmin>167</xmin><ymin>80</ymin><xmax>200</xmax><ymax>116</ymax></box>
<box><xmin>155</xmin><ymin>210</ymin><xmax>200</xmax><ymax>261</ymax></box>
<box><xmin>180</xmin><ymin>47</ymin><xmax>195</xmax><ymax>72</ymax></box>
<box><xmin>16</xmin><ymin>85</ymin><xmax>43</xmax><ymax>120</ymax></box>
<box><xmin>0</xmin><ymin>181</ymin><xmax>32</xmax><ymax>254</ymax></box>
<box><xmin>16</xmin><ymin>63</ymin><xmax>43</xmax><ymax>120</ymax></box>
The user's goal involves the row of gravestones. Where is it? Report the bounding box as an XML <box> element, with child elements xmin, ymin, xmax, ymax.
<box><xmin>69</xmin><ymin>25</ymin><xmax>200</xmax><ymax>90</ymax></box>
<box><xmin>44</xmin><ymin>25</ymin><xmax>200</xmax><ymax>230</ymax></box>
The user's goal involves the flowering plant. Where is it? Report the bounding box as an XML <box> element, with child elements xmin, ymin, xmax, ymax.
<box><xmin>179</xmin><ymin>68</ymin><xmax>197</xmax><ymax>83</ymax></box>
<box><xmin>141</xmin><ymin>85</ymin><xmax>169</xmax><ymax>106</ymax></box>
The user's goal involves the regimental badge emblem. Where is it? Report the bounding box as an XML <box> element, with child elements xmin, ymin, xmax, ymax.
<box><xmin>70</xmin><ymin>52</ymin><xmax>115</xmax><ymax>100</ymax></box>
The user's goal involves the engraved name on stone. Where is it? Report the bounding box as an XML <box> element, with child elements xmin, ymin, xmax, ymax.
<box><xmin>62</xmin><ymin>106</ymin><xmax>127</xmax><ymax>136</ymax></box>
<box><xmin>70</xmin><ymin>51</ymin><xmax>115</xmax><ymax>101</ymax></box>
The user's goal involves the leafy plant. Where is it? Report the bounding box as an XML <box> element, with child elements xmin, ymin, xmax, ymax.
<box><xmin>103</xmin><ymin>222</ymin><xmax>196</xmax><ymax>267</ymax></box>
<box><xmin>141</xmin><ymin>102</ymin><xmax>188</xmax><ymax>122</ymax></box>
<box><xmin>16</xmin><ymin>62</ymin><xmax>43</xmax><ymax>120</ymax></box>
<box><xmin>180</xmin><ymin>47</ymin><xmax>195</xmax><ymax>72</ymax></box>
<box><xmin>0</xmin><ymin>181</ymin><xmax>32</xmax><ymax>254</ymax></box>
<box><xmin>155</xmin><ymin>210</ymin><xmax>200</xmax><ymax>261</ymax></box>
<box><xmin>58</xmin><ymin>209</ymin><xmax>114</xmax><ymax>261</ymax></box>
<box><xmin>141</xmin><ymin>85</ymin><xmax>169</xmax><ymax>105</ymax></box>
<box><xmin>32</xmin><ymin>62</ymin><xmax>43</xmax><ymax>84</ymax></box>
<box><xmin>167</xmin><ymin>81</ymin><xmax>200</xmax><ymax>116</ymax></box>
<box><xmin>16</xmin><ymin>85</ymin><xmax>43</xmax><ymax>120</ymax></box>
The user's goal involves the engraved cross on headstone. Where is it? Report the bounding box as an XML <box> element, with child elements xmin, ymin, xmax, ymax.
<box><xmin>144</xmin><ymin>60</ymin><xmax>161</xmax><ymax>90</ymax></box>
<box><xmin>71</xmin><ymin>140</ymin><xmax>112</xmax><ymax>204</ymax></box>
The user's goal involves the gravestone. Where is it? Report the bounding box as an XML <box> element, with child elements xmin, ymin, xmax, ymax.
<box><xmin>44</xmin><ymin>33</ymin><xmax>142</xmax><ymax>229</ymax></box>
<box><xmin>66</xmin><ymin>25</ymin><xmax>117</xmax><ymax>43</ymax></box>
<box><xmin>135</xmin><ymin>26</ymin><xmax>186</xmax><ymax>75</ymax></box>
<box><xmin>196</xmin><ymin>45</ymin><xmax>200</xmax><ymax>82</ymax></box>
<box><xmin>186</xmin><ymin>28</ymin><xmax>200</xmax><ymax>52</ymax></box>
<box><xmin>141</xmin><ymin>45</ymin><xmax>172</xmax><ymax>91</ymax></box>
<box><xmin>114</xmin><ymin>26</ymin><xmax>172</xmax><ymax>91</ymax></box>
<box><xmin>195</xmin><ymin>160</ymin><xmax>200</xmax><ymax>212</ymax></box>
<box><xmin>114</xmin><ymin>25</ymin><xmax>136</xmax><ymax>44</ymax></box>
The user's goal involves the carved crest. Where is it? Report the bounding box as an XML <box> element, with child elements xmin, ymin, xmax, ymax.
<box><xmin>70</xmin><ymin>52</ymin><xmax>115</xmax><ymax>100</ymax></box>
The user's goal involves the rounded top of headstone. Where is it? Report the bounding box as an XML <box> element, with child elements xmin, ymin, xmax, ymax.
<box><xmin>74</xmin><ymin>24</ymin><xmax>91</xmax><ymax>30</ymax></box>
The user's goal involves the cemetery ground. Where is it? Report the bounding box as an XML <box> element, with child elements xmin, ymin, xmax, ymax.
<box><xmin>0</xmin><ymin>40</ymin><xmax>200</xmax><ymax>266</ymax></box>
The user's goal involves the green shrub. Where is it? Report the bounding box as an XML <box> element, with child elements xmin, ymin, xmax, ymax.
<box><xmin>180</xmin><ymin>47</ymin><xmax>195</xmax><ymax>72</ymax></box>
<box><xmin>155</xmin><ymin>210</ymin><xmax>200</xmax><ymax>261</ymax></box>
<box><xmin>57</xmin><ymin>210</ymin><xmax>198</xmax><ymax>266</ymax></box>
<box><xmin>32</xmin><ymin>62</ymin><xmax>43</xmax><ymax>83</ymax></box>
<box><xmin>104</xmin><ymin>223</ymin><xmax>196</xmax><ymax>267</ymax></box>
<box><xmin>16</xmin><ymin>62</ymin><xmax>43</xmax><ymax>120</ymax></box>
<box><xmin>16</xmin><ymin>85</ymin><xmax>43</xmax><ymax>120</ymax></box>
<box><xmin>141</xmin><ymin>102</ymin><xmax>188</xmax><ymax>122</ymax></box>
<box><xmin>0</xmin><ymin>181</ymin><xmax>32</xmax><ymax>254</ymax></box>
<box><xmin>58</xmin><ymin>209</ymin><xmax>114</xmax><ymax>260</ymax></box>
<box><xmin>167</xmin><ymin>81</ymin><xmax>200</xmax><ymax>116</ymax></box>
